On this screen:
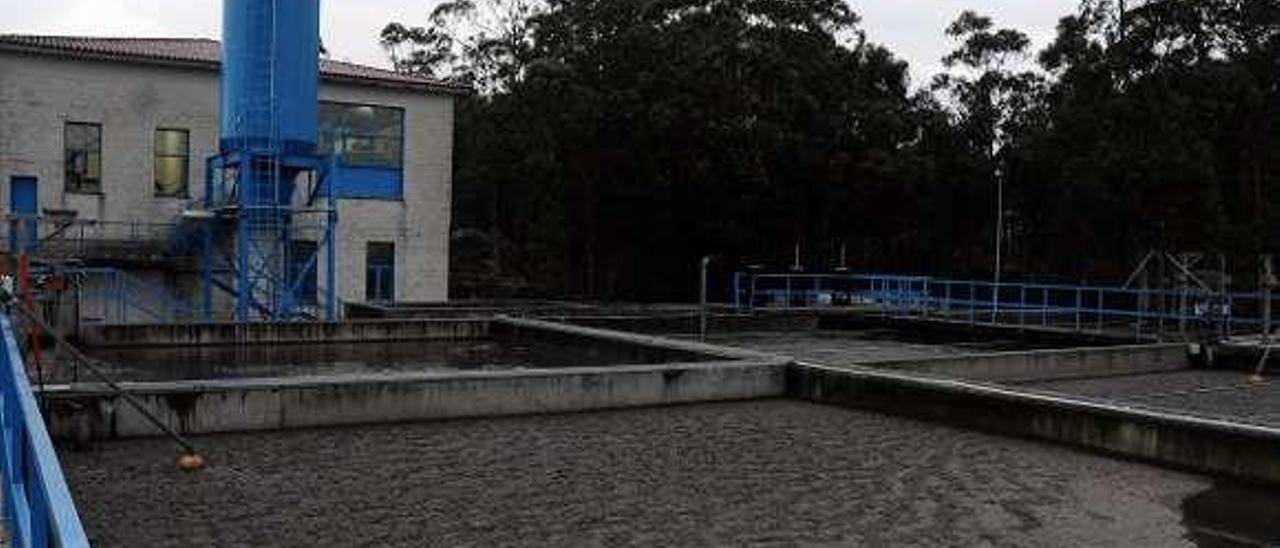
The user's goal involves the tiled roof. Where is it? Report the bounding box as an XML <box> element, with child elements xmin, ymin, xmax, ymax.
<box><xmin>0</xmin><ymin>34</ymin><xmax>467</xmax><ymax>95</ymax></box>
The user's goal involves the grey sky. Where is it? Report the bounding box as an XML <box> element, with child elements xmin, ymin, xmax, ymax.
<box><xmin>0</xmin><ymin>0</ymin><xmax>1081</xmax><ymax>86</ymax></box>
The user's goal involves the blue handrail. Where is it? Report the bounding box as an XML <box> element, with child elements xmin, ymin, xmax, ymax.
<box><xmin>0</xmin><ymin>315</ymin><xmax>89</xmax><ymax>547</ymax></box>
<box><xmin>732</xmin><ymin>272</ymin><xmax>1254</xmax><ymax>338</ymax></box>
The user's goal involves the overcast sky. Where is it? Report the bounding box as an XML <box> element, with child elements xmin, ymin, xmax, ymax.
<box><xmin>0</xmin><ymin>0</ymin><xmax>1081</xmax><ymax>86</ymax></box>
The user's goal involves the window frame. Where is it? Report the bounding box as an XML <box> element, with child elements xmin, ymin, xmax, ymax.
<box><xmin>288</xmin><ymin>239</ymin><xmax>320</xmax><ymax>305</ymax></box>
<box><xmin>153</xmin><ymin>127</ymin><xmax>191</xmax><ymax>198</ymax></box>
<box><xmin>365</xmin><ymin>241</ymin><xmax>396</xmax><ymax>304</ymax></box>
<box><xmin>318</xmin><ymin>101</ymin><xmax>405</xmax><ymax>171</ymax></box>
<box><xmin>64</xmin><ymin>121</ymin><xmax>103</xmax><ymax>194</ymax></box>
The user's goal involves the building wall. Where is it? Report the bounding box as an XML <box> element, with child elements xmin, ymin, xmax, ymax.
<box><xmin>0</xmin><ymin>51</ymin><xmax>454</xmax><ymax>316</ymax></box>
<box><xmin>321</xmin><ymin>81</ymin><xmax>453</xmax><ymax>303</ymax></box>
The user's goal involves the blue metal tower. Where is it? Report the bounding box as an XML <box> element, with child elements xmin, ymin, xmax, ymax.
<box><xmin>196</xmin><ymin>0</ymin><xmax>338</xmax><ymax>323</ymax></box>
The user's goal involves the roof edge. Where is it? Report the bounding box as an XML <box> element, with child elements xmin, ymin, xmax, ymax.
<box><xmin>0</xmin><ymin>40</ymin><xmax>471</xmax><ymax>96</ymax></box>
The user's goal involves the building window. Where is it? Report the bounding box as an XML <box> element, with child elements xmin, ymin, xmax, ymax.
<box><xmin>64</xmin><ymin>122</ymin><xmax>102</xmax><ymax>193</ymax></box>
<box><xmin>365</xmin><ymin>242</ymin><xmax>395</xmax><ymax>303</ymax></box>
<box><xmin>287</xmin><ymin>240</ymin><xmax>319</xmax><ymax>305</ymax></box>
<box><xmin>154</xmin><ymin>129</ymin><xmax>189</xmax><ymax>197</ymax></box>
<box><xmin>319</xmin><ymin>102</ymin><xmax>404</xmax><ymax>169</ymax></box>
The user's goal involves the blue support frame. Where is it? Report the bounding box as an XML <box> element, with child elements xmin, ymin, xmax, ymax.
<box><xmin>200</xmin><ymin>150</ymin><xmax>339</xmax><ymax>323</ymax></box>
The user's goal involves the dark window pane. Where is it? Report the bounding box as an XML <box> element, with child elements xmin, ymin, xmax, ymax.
<box><xmin>318</xmin><ymin>102</ymin><xmax>404</xmax><ymax>169</ymax></box>
<box><xmin>64</xmin><ymin>122</ymin><xmax>102</xmax><ymax>193</ymax></box>
<box><xmin>365</xmin><ymin>242</ymin><xmax>395</xmax><ymax>303</ymax></box>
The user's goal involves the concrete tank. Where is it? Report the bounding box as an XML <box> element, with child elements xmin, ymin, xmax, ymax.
<box><xmin>220</xmin><ymin>0</ymin><xmax>320</xmax><ymax>154</ymax></box>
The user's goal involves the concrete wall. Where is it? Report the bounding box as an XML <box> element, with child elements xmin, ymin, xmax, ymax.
<box><xmin>869</xmin><ymin>343</ymin><xmax>1191</xmax><ymax>383</ymax></box>
<box><xmin>0</xmin><ymin>55</ymin><xmax>218</xmax><ymax>225</ymax></box>
<box><xmin>789</xmin><ymin>363</ymin><xmax>1280</xmax><ymax>485</ymax></box>
<box><xmin>561</xmin><ymin>313</ymin><xmax>820</xmax><ymax>335</ymax></box>
<box><xmin>76</xmin><ymin>318</ymin><xmax>490</xmax><ymax>348</ymax></box>
<box><xmin>51</xmin><ymin>314</ymin><xmax>1280</xmax><ymax>486</ymax></box>
<box><xmin>0</xmin><ymin>50</ymin><xmax>453</xmax><ymax>313</ymax></box>
<box><xmin>495</xmin><ymin>316</ymin><xmax>778</xmax><ymax>361</ymax></box>
<box><xmin>820</xmin><ymin>314</ymin><xmax>1140</xmax><ymax>346</ymax></box>
<box><xmin>45</xmin><ymin>360</ymin><xmax>787</xmax><ymax>438</ymax></box>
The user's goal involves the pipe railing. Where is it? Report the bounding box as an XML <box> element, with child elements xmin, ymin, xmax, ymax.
<box><xmin>1</xmin><ymin>216</ymin><xmax>181</xmax><ymax>259</ymax></box>
<box><xmin>732</xmin><ymin>272</ymin><xmax>1256</xmax><ymax>339</ymax></box>
<box><xmin>30</xmin><ymin>267</ymin><xmax>195</xmax><ymax>325</ymax></box>
<box><xmin>0</xmin><ymin>314</ymin><xmax>89</xmax><ymax>547</ymax></box>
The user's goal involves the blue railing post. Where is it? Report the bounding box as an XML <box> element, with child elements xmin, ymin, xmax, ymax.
<box><xmin>1075</xmin><ymin>288</ymin><xmax>1083</xmax><ymax>332</ymax></box>
<box><xmin>1135</xmin><ymin>288</ymin><xmax>1144</xmax><ymax>340</ymax></box>
<box><xmin>1157</xmin><ymin>288</ymin><xmax>1166</xmax><ymax>336</ymax></box>
<box><xmin>1097</xmin><ymin>289</ymin><xmax>1105</xmax><ymax>332</ymax></box>
<box><xmin>1019</xmin><ymin>285</ymin><xmax>1027</xmax><ymax>326</ymax></box>
<box><xmin>944</xmin><ymin>282</ymin><xmax>952</xmax><ymax>318</ymax></box>
<box><xmin>732</xmin><ymin>273</ymin><xmax>741</xmax><ymax>310</ymax></box>
<box><xmin>969</xmin><ymin>282</ymin><xmax>977</xmax><ymax>325</ymax></box>
<box><xmin>1225</xmin><ymin>291</ymin><xmax>1235</xmax><ymax>335</ymax></box>
<box><xmin>921</xmin><ymin>279</ymin><xmax>931</xmax><ymax>317</ymax></box>
<box><xmin>1041</xmin><ymin>287</ymin><xmax>1049</xmax><ymax>326</ymax></box>
<box><xmin>784</xmin><ymin>275</ymin><xmax>792</xmax><ymax>309</ymax></box>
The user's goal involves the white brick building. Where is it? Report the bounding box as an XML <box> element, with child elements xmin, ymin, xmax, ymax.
<box><xmin>0</xmin><ymin>35</ymin><xmax>460</xmax><ymax>322</ymax></box>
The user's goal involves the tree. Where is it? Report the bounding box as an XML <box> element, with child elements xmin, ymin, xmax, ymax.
<box><xmin>386</xmin><ymin>0</ymin><xmax>920</xmax><ymax>299</ymax></box>
<box><xmin>930</xmin><ymin>11</ymin><xmax>1043</xmax><ymax>278</ymax></box>
<box><xmin>382</xmin><ymin>0</ymin><xmax>1280</xmax><ymax>298</ymax></box>
<box><xmin>1008</xmin><ymin>0</ymin><xmax>1280</xmax><ymax>280</ymax></box>
<box><xmin>381</xmin><ymin>0</ymin><xmax>541</xmax><ymax>93</ymax></box>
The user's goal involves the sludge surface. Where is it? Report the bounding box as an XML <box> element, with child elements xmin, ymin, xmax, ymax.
<box><xmin>60</xmin><ymin>400</ymin><xmax>1263</xmax><ymax>547</ymax></box>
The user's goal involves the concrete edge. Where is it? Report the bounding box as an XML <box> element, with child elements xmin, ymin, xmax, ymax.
<box><xmin>42</xmin><ymin>358</ymin><xmax>789</xmax><ymax>395</ymax></box>
<box><xmin>855</xmin><ymin>342</ymin><xmax>1189</xmax><ymax>367</ymax></box>
<box><xmin>997</xmin><ymin>365</ymin><xmax>1191</xmax><ymax>385</ymax></box>
<box><xmin>790</xmin><ymin>360</ymin><xmax>1280</xmax><ymax>484</ymax></box>
<box><xmin>495</xmin><ymin>315</ymin><xmax>780</xmax><ymax>361</ymax></box>
<box><xmin>44</xmin><ymin>359</ymin><xmax>790</xmax><ymax>439</ymax></box>
<box><xmin>76</xmin><ymin>318</ymin><xmax>495</xmax><ymax>348</ymax></box>
<box><xmin>797</xmin><ymin>361</ymin><xmax>1280</xmax><ymax>437</ymax></box>
<box><xmin>822</xmin><ymin>313</ymin><xmax>1149</xmax><ymax>345</ymax></box>
<box><xmin>847</xmin><ymin>342</ymin><xmax>1192</xmax><ymax>383</ymax></box>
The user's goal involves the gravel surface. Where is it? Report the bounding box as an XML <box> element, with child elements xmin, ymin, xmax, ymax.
<box><xmin>1029</xmin><ymin>370</ymin><xmax>1280</xmax><ymax>427</ymax></box>
<box><xmin>61</xmin><ymin>400</ymin><xmax>1220</xmax><ymax>547</ymax></box>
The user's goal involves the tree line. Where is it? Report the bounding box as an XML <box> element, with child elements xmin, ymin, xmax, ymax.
<box><xmin>381</xmin><ymin>0</ymin><xmax>1280</xmax><ymax>301</ymax></box>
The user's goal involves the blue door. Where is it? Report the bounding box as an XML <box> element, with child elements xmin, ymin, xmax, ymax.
<box><xmin>9</xmin><ymin>176</ymin><xmax>37</xmax><ymax>253</ymax></box>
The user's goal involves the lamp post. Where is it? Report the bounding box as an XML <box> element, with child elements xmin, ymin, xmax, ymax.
<box><xmin>993</xmin><ymin>168</ymin><xmax>1004</xmax><ymax>323</ymax></box>
<box><xmin>700</xmin><ymin>255</ymin><xmax>713</xmax><ymax>341</ymax></box>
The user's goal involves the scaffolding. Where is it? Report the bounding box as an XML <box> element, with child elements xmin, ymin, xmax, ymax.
<box><xmin>197</xmin><ymin>153</ymin><xmax>337</xmax><ymax>323</ymax></box>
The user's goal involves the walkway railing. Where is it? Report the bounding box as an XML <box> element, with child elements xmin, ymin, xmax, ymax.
<box><xmin>63</xmin><ymin>267</ymin><xmax>195</xmax><ymax>325</ymax></box>
<box><xmin>0</xmin><ymin>315</ymin><xmax>89</xmax><ymax>547</ymax></box>
<box><xmin>1</xmin><ymin>216</ymin><xmax>180</xmax><ymax>260</ymax></box>
<box><xmin>732</xmin><ymin>272</ymin><xmax>1262</xmax><ymax>340</ymax></box>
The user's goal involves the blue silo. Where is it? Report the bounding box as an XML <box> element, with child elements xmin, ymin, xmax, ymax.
<box><xmin>219</xmin><ymin>0</ymin><xmax>320</xmax><ymax>155</ymax></box>
<box><xmin>201</xmin><ymin>0</ymin><xmax>337</xmax><ymax>323</ymax></box>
